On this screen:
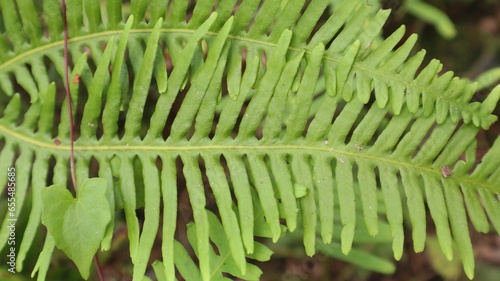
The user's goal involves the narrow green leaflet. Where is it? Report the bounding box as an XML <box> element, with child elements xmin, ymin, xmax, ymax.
<box><xmin>316</xmin><ymin>239</ymin><xmax>396</xmax><ymax>274</ymax></box>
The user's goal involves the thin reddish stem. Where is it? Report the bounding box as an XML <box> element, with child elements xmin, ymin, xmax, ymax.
<box><xmin>93</xmin><ymin>255</ymin><xmax>105</xmax><ymax>281</ymax></box>
<box><xmin>62</xmin><ymin>2</ymin><xmax>104</xmax><ymax>281</ymax></box>
<box><xmin>62</xmin><ymin>0</ymin><xmax>77</xmax><ymax>191</ymax></box>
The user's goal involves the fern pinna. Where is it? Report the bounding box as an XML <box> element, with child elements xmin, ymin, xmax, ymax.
<box><xmin>0</xmin><ymin>0</ymin><xmax>499</xmax><ymax>280</ymax></box>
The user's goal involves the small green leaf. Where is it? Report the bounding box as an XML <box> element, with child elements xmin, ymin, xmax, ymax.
<box><xmin>407</xmin><ymin>0</ymin><xmax>457</xmax><ymax>39</ymax></box>
<box><xmin>293</xmin><ymin>183</ymin><xmax>308</xmax><ymax>199</ymax></box>
<box><xmin>41</xmin><ymin>178</ymin><xmax>112</xmax><ymax>280</ymax></box>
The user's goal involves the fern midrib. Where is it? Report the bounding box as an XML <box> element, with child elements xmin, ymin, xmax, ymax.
<box><xmin>1</xmin><ymin>122</ymin><xmax>497</xmax><ymax>193</ymax></box>
<box><xmin>0</xmin><ymin>28</ymin><xmax>471</xmax><ymax>115</ymax></box>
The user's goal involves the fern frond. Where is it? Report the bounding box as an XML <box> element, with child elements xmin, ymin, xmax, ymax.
<box><xmin>0</xmin><ymin>1</ymin><xmax>499</xmax><ymax>281</ymax></box>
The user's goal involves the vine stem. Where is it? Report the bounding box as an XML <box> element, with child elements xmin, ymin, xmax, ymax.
<box><xmin>62</xmin><ymin>1</ymin><xmax>104</xmax><ymax>281</ymax></box>
<box><xmin>94</xmin><ymin>255</ymin><xmax>105</xmax><ymax>281</ymax></box>
<box><xmin>61</xmin><ymin>0</ymin><xmax>76</xmax><ymax>191</ymax></box>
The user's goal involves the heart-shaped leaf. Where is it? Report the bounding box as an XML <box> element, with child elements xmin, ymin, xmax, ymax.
<box><xmin>41</xmin><ymin>178</ymin><xmax>112</xmax><ymax>279</ymax></box>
